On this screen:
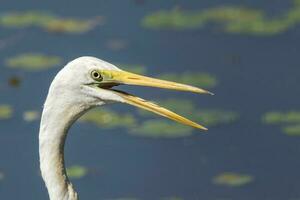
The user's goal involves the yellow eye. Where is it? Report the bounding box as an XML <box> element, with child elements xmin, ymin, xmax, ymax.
<box><xmin>91</xmin><ymin>70</ymin><xmax>103</xmax><ymax>81</ymax></box>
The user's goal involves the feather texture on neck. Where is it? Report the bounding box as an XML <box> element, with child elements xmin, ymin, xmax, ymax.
<box><xmin>39</xmin><ymin>87</ymin><xmax>92</xmax><ymax>200</ymax></box>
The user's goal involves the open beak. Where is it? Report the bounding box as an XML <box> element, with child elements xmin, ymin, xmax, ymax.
<box><xmin>99</xmin><ymin>69</ymin><xmax>213</xmax><ymax>130</ymax></box>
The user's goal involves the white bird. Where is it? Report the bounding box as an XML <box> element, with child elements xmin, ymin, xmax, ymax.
<box><xmin>39</xmin><ymin>56</ymin><xmax>212</xmax><ymax>200</ymax></box>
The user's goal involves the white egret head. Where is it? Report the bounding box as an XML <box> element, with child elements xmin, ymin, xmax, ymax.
<box><xmin>47</xmin><ymin>56</ymin><xmax>212</xmax><ymax>130</ymax></box>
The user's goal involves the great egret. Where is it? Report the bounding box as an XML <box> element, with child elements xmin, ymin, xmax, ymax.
<box><xmin>39</xmin><ymin>56</ymin><xmax>212</xmax><ymax>200</ymax></box>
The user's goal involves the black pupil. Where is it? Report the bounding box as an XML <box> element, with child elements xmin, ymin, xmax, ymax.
<box><xmin>93</xmin><ymin>72</ymin><xmax>99</xmax><ymax>78</ymax></box>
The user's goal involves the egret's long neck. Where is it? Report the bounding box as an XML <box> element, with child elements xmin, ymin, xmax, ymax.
<box><xmin>39</xmin><ymin>93</ymin><xmax>91</xmax><ymax>200</ymax></box>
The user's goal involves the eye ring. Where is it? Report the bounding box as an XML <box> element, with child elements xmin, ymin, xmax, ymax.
<box><xmin>91</xmin><ymin>70</ymin><xmax>103</xmax><ymax>81</ymax></box>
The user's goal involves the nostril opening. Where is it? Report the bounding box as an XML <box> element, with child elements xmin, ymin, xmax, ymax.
<box><xmin>127</xmin><ymin>77</ymin><xmax>140</xmax><ymax>80</ymax></box>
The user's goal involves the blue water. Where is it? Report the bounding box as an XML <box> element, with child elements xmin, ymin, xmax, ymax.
<box><xmin>1</xmin><ymin>0</ymin><xmax>300</xmax><ymax>199</ymax></box>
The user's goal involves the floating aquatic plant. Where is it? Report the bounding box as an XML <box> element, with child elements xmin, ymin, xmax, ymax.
<box><xmin>282</xmin><ymin>125</ymin><xmax>300</xmax><ymax>136</ymax></box>
<box><xmin>79</xmin><ymin>108</ymin><xmax>136</xmax><ymax>129</ymax></box>
<box><xmin>262</xmin><ymin>111</ymin><xmax>300</xmax><ymax>124</ymax></box>
<box><xmin>0</xmin><ymin>105</ymin><xmax>13</xmax><ymax>120</ymax></box>
<box><xmin>158</xmin><ymin>72</ymin><xmax>217</xmax><ymax>89</ymax></box>
<box><xmin>213</xmin><ymin>172</ymin><xmax>254</xmax><ymax>187</ymax></box>
<box><xmin>44</xmin><ymin>18</ymin><xmax>99</xmax><ymax>34</ymax></box>
<box><xmin>142</xmin><ymin>7</ymin><xmax>207</xmax><ymax>30</ymax></box>
<box><xmin>6</xmin><ymin>53</ymin><xmax>62</xmax><ymax>71</ymax></box>
<box><xmin>142</xmin><ymin>0</ymin><xmax>300</xmax><ymax>35</ymax></box>
<box><xmin>129</xmin><ymin>119</ymin><xmax>193</xmax><ymax>138</ymax></box>
<box><xmin>262</xmin><ymin>111</ymin><xmax>300</xmax><ymax>136</ymax></box>
<box><xmin>0</xmin><ymin>11</ymin><xmax>102</xmax><ymax>34</ymax></box>
<box><xmin>23</xmin><ymin>110</ymin><xmax>40</xmax><ymax>122</ymax></box>
<box><xmin>66</xmin><ymin>165</ymin><xmax>88</xmax><ymax>179</ymax></box>
<box><xmin>0</xmin><ymin>11</ymin><xmax>56</xmax><ymax>27</ymax></box>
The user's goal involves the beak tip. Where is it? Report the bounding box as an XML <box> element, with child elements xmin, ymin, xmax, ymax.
<box><xmin>204</xmin><ymin>90</ymin><xmax>214</xmax><ymax>95</ymax></box>
<box><xmin>196</xmin><ymin>125</ymin><xmax>208</xmax><ymax>131</ymax></box>
<box><xmin>195</xmin><ymin>88</ymin><xmax>214</xmax><ymax>96</ymax></box>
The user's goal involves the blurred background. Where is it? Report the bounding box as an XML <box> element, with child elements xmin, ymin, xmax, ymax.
<box><xmin>0</xmin><ymin>0</ymin><xmax>300</xmax><ymax>199</ymax></box>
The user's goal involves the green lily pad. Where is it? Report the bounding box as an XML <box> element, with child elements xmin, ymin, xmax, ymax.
<box><xmin>23</xmin><ymin>110</ymin><xmax>40</xmax><ymax>122</ymax></box>
<box><xmin>79</xmin><ymin>108</ymin><xmax>136</xmax><ymax>129</ymax></box>
<box><xmin>213</xmin><ymin>172</ymin><xmax>254</xmax><ymax>187</ymax></box>
<box><xmin>262</xmin><ymin>111</ymin><xmax>300</xmax><ymax>136</ymax></box>
<box><xmin>6</xmin><ymin>53</ymin><xmax>62</xmax><ymax>71</ymax></box>
<box><xmin>262</xmin><ymin>111</ymin><xmax>300</xmax><ymax>124</ymax></box>
<box><xmin>66</xmin><ymin>165</ymin><xmax>88</xmax><ymax>179</ymax></box>
<box><xmin>158</xmin><ymin>72</ymin><xmax>217</xmax><ymax>89</ymax></box>
<box><xmin>282</xmin><ymin>125</ymin><xmax>300</xmax><ymax>136</ymax></box>
<box><xmin>295</xmin><ymin>0</ymin><xmax>300</xmax><ymax>6</ymax></box>
<box><xmin>142</xmin><ymin>0</ymin><xmax>300</xmax><ymax>35</ymax></box>
<box><xmin>0</xmin><ymin>11</ymin><xmax>56</xmax><ymax>27</ymax></box>
<box><xmin>142</xmin><ymin>7</ymin><xmax>207</xmax><ymax>30</ymax></box>
<box><xmin>0</xmin><ymin>105</ymin><xmax>13</xmax><ymax>119</ymax></box>
<box><xmin>43</xmin><ymin>18</ymin><xmax>98</xmax><ymax>34</ymax></box>
<box><xmin>0</xmin><ymin>11</ymin><xmax>102</xmax><ymax>34</ymax></box>
<box><xmin>129</xmin><ymin>119</ymin><xmax>193</xmax><ymax>138</ymax></box>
